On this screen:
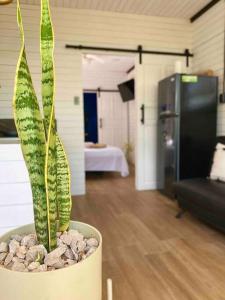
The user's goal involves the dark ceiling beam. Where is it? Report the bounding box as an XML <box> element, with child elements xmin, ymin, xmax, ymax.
<box><xmin>190</xmin><ymin>0</ymin><xmax>221</xmax><ymax>23</ymax></box>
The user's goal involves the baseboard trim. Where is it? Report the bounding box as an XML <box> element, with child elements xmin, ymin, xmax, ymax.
<box><xmin>136</xmin><ymin>181</ymin><xmax>157</xmax><ymax>191</ymax></box>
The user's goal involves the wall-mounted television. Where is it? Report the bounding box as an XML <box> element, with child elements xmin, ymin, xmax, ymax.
<box><xmin>0</xmin><ymin>119</ymin><xmax>18</xmax><ymax>138</ymax></box>
<box><xmin>118</xmin><ymin>79</ymin><xmax>135</xmax><ymax>102</ymax></box>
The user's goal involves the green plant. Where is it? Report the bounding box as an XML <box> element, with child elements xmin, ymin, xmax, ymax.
<box><xmin>13</xmin><ymin>0</ymin><xmax>72</xmax><ymax>252</ymax></box>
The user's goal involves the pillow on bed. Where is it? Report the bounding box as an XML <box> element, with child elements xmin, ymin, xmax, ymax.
<box><xmin>89</xmin><ymin>143</ymin><xmax>107</xmax><ymax>149</ymax></box>
<box><xmin>85</xmin><ymin>142</ymin><xmax>94</xmax><ymax>148</ymax></box>
<box><xmin>210</xmin><ymin>143</ymin><xmax>225</xmax><ymax>182</ymax></box>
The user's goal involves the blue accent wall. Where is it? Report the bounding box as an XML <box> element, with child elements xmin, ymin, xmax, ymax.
<box><xmin>83</xmin><ymin>93</ymin><xmax>98</xmax><ymax>143</ymax></box>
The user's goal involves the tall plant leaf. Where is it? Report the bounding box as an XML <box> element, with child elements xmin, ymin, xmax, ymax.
<box><xmin>41</xmin><ymin>0</ymin><xmax>57</xmax><ymax>250</ymax></box>
<box><xmin>41</xmin><ymin>0</ymin><xmax>72</xmax><ymax>237</ymax></box>
<box><xmin>40</xmin><ymin>0</ymin><xmax>54</xmax><ymax>132</ymax></box>
<box><xmin>44</xmin><ymin>115</ymin><xmax>57</xmax><ymax>250</ymax></box>
<box><xmin>56</xmin><ymin>136</ymin><xmax>72</xmax><ymax>232</ymax></box>
<box><xmin>13</xmin><ymin>0</ymin><xmax>49</xmax><ymax>249</ymax></box>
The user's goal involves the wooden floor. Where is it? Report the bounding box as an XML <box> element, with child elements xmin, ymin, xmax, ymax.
<box><xmin>72</xmin><ymin>172</ymin><xmax>225</xmax><ymax>300</ymax></box>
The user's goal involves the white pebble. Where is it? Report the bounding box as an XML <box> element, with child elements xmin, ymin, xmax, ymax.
<box><xmin>9</xmin><ymin>240</ymin><xmax>19</xmax><ymax>255</ymax></box>
<box><xmin>38</xmin><ymin>264</ymin><xmax>47</xmax><ymax>272</ymax></box>
<box><xmin>11</xmin><ymin>235</ymin><xmax>23</xmax><ymax>242</ymax></box>
<box><xmin>21</xmin><ymin>234</ymin><xmax>36</xmax><ymax>248</ymax></box>
<box><xmin>0</xmin><ymin>252</ymin><xmax>7</xmax><ymax>263</ymax></box>
<box><xmin>64</xmin><ymin>248</ymin><xmax>74</xmax><ymax>260</ymax></box>
<box><xmin>86</xmin><ymin>247</ymin><xmax>97</xmax><ymax>257</ymax></box>
<box><xmin>12</xmin><ymin>262</ymin><xmax>26</xmax><ymax>272</ymax></box>
<box><xmin>44</xmin><ymin>245</ymin><xmax>67</xmax><ymax>267</ymax></box>
<box><xmin>0</xmin><ymin>242</ymin><xmax>8</xmax><ymax>253</ymax></box>
<box><xmin>28</xmin><ymin>262</ymin><xmax>40</xmax><ymax>271</ymax></box>
<box><xmin>60</xmin><ymin>232</ymin><xmax>73</xmax><ymax>246</ymax></box>
<box><xmin>66</xmin><ymin>259</ymin><xmax>76</xmax><ymax>266</ymax></box>
<box><xmin>77</xmin><ymin>240</ymin><xmax>86</xmax><ymax>252</ymax></box>
<box><xmin>4</xmin><ymin>253</ymin><xmax>13</xmax><ymax>266</ymax></box>
<box><xmin>16</xmin><ymin>246</ymin><xmax>27</xmax><ymax>259</ymax></box>
<box><xmin>87</xmin><ymin>238</ymin><xmax>98</xmax><ymax>247</ymax></box>
<box><xmin>68</xmin><ymin>230</ymin><xmax>84</xmax><ymax>242</ymax></box>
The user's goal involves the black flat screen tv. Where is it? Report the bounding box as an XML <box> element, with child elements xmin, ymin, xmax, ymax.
<box><xmin>0</xmin><ymin>119</ymin><xmax>18</xmax><ymax>137</ymax></box>
<box><xmin>118</xmin><ymin>79</ymin><xmax>135</xmax><ymax>102</ymax></box>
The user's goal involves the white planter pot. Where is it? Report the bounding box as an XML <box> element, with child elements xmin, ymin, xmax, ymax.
<box><xmin>0</xmin><ymin>221</ymin><xmax>102</xmax><ymax>300</ymax></box>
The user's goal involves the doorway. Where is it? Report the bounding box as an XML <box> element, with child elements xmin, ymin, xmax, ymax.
<box><xmin>82</xmin><ymin>53</ymin><xmax>136</xmax><ymax>185</ymax></box>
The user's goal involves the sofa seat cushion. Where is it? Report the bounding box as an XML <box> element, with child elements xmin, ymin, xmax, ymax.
<box><xmin>174</xmin><ymin>178</ymin><xmax>225</xmax><ymax>217</ymax></box>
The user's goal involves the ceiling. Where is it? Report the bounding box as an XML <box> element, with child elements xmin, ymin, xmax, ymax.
<box><xmin>20</xmin><ymin>0</ymin><xmax>212</xmax><ymax>19</ymax></box>
<box><xmin>83</xmin><ymin>54</ymin><xmax>134</xmax><ymax>73</ymax></box>
<box><xmin>82</xmin><ymin>54</ymin><xmax>134</xmax><ymax>90</ymax></box>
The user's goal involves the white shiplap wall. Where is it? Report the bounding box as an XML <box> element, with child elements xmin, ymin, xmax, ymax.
<box><xmin>127</xmin><ymin>69</ymin><xmax>136</xmax><ymax>165</ymax></box>
<box><xmin>0</xmin><ymin>144</ymin><xmax>33</xmax><ymax>235</ymax></box>
<box><xmin>0</xmin><ymin>3</ymin><xmax>192</xmax><ymax>195</ymax></box>
<box><xmin>83</xmin><ymin>66</ymin><xmax>127</xmax><ymax>90</ymax></box>
<box><xmin>192</xmin><ymin>1</ymin><xmax>225</xmax><ymax>136</ymax></box>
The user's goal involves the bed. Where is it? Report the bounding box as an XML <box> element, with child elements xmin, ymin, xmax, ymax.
<box><xmin>85</xmin><ymin>145</ymin><xmax>129</xmax><ymax>177</ymax></box>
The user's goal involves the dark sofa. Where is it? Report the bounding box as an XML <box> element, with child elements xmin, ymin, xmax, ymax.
<box><xmin>173</xmin><ymin>136</ymin><xmax>225</xmax><ymax>232</ymax></box>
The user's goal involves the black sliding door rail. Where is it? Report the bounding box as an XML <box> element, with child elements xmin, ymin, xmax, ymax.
<box><xmin>66</xmin><ymin>44</ymin><xmax>193</xmax><ymax>67</ymax></box>
<box><xmin>84</xmin><ymin>88</ymin><xmax>119</xmax><ymax>97</ymax></box>
<box><xmin>84</xmin><ymin>88</ymin><xmax>119</xmax><ymax>93</ymax></box>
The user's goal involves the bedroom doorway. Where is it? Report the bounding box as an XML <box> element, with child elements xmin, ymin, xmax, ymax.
<box><xmin>82</xmin><ymin>53</ymin><xmax>136</xmax><ymax>186</ymax></box>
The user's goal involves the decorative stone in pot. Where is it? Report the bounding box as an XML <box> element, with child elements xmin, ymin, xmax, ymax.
<box><xmin>0</xmin><ymin>221</ymin><xmax>102</xmax><ymax>300</ymax></box>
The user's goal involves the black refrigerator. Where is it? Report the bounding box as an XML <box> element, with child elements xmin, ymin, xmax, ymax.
<box><xmin>157</xmin><ymin>74</ymin><xmax>218</xmax><ymax>198</ymax></box>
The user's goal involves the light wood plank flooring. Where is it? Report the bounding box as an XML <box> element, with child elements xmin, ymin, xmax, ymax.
<box><xmin>72</xmin><ymin>172</ymin><xmax>225</xmax><ymax>300</ymax></box>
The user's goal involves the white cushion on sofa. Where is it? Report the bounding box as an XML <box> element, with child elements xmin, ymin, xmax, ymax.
<box><xmin>210</xmin><ymin>143</ymin><xmax>225</xmax><ymax>182</ymax></box>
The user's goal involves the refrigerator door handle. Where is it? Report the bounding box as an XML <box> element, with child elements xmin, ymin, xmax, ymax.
<box><xmin>159</xmin><ymin>111</ymin><xmax>179</xmax><ymax>120</ymax></box>
<box><xmin>140</xmin><ymin>104</ymin><xmax>145</xmax><ymax>124</ymax></box>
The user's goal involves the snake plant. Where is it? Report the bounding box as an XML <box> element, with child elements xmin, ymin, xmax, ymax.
<box><xmin>13</xmin><ymin>0</ymin><xmax>72</xmax><ymax>252</ymax></box>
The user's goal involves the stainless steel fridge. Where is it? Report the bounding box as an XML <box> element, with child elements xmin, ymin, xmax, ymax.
<box><xmin>157</xmin><ymin>74</ymin><xmax>218</xmax><ymax>198</ymax></box>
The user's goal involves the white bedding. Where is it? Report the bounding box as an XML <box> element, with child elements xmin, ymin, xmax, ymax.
<box><xmin>85</xmin><ymin>146</ymin><xmax>129</xmax><ymax>177</ymax></box>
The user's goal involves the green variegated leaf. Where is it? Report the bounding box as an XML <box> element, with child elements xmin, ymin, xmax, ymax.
<box><xmin>13</xmin><ymin>0</ymin><xmax>49</xmax><ymax>249</ymax></box>
<box><xmin>41</xmin><ymin>0</ymin><xmax>57</xmax><ymax>250</ymax></box>
<box><xmin>56</xmin><ymin>136</ymin><xmax>72</xmax><ymax>232</ymax></box>
<box><xmin>41</xmin><ymin>0</ymin><xmax>72</xmax><ymax>241</ymax></box>
<box><xmin>41</xmin><ymin>0</ymin><xmax>54</xmax><ymax>133</ymax></box>
<box><xmin>44</xmin><ymin>112</ymin><xmax>57</xmax><ymax>250</ymax></box>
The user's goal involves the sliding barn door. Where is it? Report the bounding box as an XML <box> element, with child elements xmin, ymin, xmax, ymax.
<box><xmin>135</xmin><ymin>55</ymin><xmax>186</xmax><ymax>190</ymax></box>
<box><xmin>97</xmin><ymin>92</ymin><xmax>128</xmax><ymax>150</ymax></box>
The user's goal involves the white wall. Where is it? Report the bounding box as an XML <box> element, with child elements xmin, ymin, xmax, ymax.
<box><xmin>83</xmin><ymin>59</ymin><xmax>129</xmax><ymax>90</ymax></box>
<box><xmin>127</xmin><ymin>70</ymin><xmax>136</xmax><ymax>164</ymax></box>
<box><xmin>0</xmin><ymin>4</ymin><xmax>84</xmax><ymax>195</ymax></box>
<box><xmin>192</xmin><ymin>0</ymin><xmax>225</xmax><ymax>136</ymax></box>
<box><xmin>0</xmin><ymin>144</ymin><xmax>33</xmax><ymax>234</ymax></box>
<box><xmin>0</xmin><ymin>3</ymin><xmax>192</xmax><ymax>194</ymax></box>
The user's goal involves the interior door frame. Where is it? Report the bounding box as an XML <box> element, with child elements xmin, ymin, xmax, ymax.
<box><xmin>81</xmin><ymin>51</ymin><xmax>137</xmax><ymax>185</ymax></box>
